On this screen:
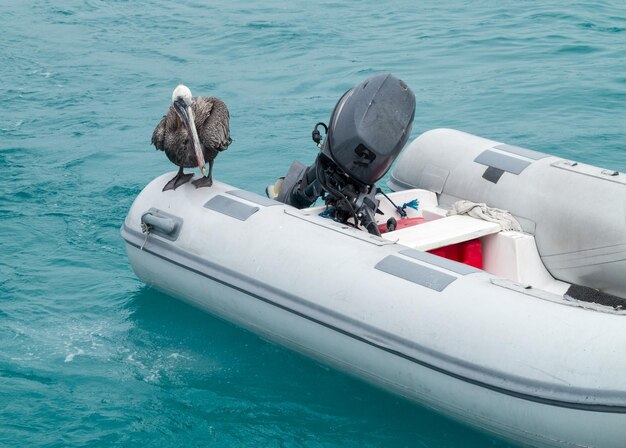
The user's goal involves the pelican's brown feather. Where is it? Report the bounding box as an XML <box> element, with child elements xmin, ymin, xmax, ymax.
<box><xmin>151</xmin><ymin>88</ymin><xmax>231</xmax><ymax>190</ymax></box>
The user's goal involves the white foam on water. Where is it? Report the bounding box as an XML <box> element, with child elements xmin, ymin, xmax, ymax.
<box><xmin>64</xmin><ymin>348</ymin><xmax>85</xmax><ymax>363</ymax></box>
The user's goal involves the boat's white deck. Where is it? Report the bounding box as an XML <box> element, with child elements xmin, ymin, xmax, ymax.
<box><xmin>381</xmin><ymin>214</ymin><xmax>501</xmax><ymax>251</ymax></box>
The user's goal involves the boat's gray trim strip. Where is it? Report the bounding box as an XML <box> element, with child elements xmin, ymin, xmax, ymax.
<box><xmin>204</xmin><ymin>195</ymin><xmax>259</xmax><ymax>221</ymax></box>
<box><xmin>494</xmin><ymin>143</ymin><xmax>549</xmax><ymax>160</ymax></box>
<box><xmin>399</xmin><ymin>249</ymin><xmax>481</xmax><ymax>275</ymax></box>
<box><xmin>542</xmin><ymin>242</ymin><xmax>626</xmax><ymax>270</ymax></box>
<box><xmin>474</xmin><ymin>150</ymin><xmax>531</xmax><ymax>175</ymax></box>
<box><xmin>375</xmin><ymin>256</ymin><xmax>456</xmax><ymax>291</ymax></box>
<box><xmin>226</xmin><ymin>189</ymin><xmax>281</xmax><ymax>207</ymax></box>
<box><xmin>284</xmin><ymin>209</ymin><xmax>394</xmax><ymax>247</ymax></box>
<box><xmin>551</xmin><ymin>160</ymin><xmax>626</xmax><ymax>186</ymax></box>
<box><xmin>121</xmin><ymin>224</ymin><xmax>626</xmax><ymax>413</ymax></box>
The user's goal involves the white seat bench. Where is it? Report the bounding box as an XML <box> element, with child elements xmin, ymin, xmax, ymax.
<box><xmin>382</xmin><ymin>214</ymin><xmax>502</xmax><ymax>251</ymax></box>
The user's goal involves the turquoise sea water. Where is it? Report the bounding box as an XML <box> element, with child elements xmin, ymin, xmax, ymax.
<box><xmin>2</xmin><ymin>1</ymin><xmax>626</xmax><ymax>446</ymax></box>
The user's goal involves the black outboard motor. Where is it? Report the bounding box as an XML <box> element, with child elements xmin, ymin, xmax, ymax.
<box><xmin>272</xmin><ymin>73</ymin><xmax>416</xmax><ymax>236</ymax></box>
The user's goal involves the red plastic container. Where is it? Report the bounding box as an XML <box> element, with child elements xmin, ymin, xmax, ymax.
<box><xmin>428</xmin><ymin>239</ymin><xmax>483</xmax><ymax>269</ymax></box>
<box><xmin>378</xmin><ymin>217</ymin><xmax>425</xmax><ymax>234</ymax></box>
<box><xmin>378</xmin><ymin>217</ymin><xmax>483</xmax><ymax>269</ymax></box>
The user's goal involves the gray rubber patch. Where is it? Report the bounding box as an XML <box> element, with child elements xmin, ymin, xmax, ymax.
<box><xmin>494</xmin><ymin>144</ymin><xmax>549</xmax><ymax>160</ymax></box>
<box><xmin>474</xmin><ymin>150</ymin><xmax>531</xmax><ymax>175</ymax></box>
<box><xmin>226</xmin><ymin>189</ymin><xmax>281</xmax><ymax>207</ymax></box>
<box><xmin>375</xmin><ymin>255</ymin><xmax>456</xmax><ymax>291</ymax></box>
<box><xmin>482</xmin><ymin>166</ymin><xmax>504</xmax><ymax>184</ymax></box>
<box><xmin>399</xmin><ymin>249</ymin><xmax>481</xmax><ymax>275</ymax></box>
<box><xmin>204</xmin><ymin>195</ymin><xmax>259</xmax><ymax>221</ymax></box>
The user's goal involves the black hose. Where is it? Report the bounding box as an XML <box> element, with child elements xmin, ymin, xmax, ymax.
<box><xmin>376</xmin><ymin>187</ymin><xmax>407</xmax><ymax>218</ymax></box>
<box><xmin>316</xmin><ymin>157</ymin><xmax>359</xmax><ymax>227</ymax></box>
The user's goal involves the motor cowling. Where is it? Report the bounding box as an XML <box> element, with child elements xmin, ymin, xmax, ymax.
<box><xmin>272</xmin><ymin>73</ymin><xmax>415</xmax><ymax>236</ymax></box>
<box><xmin>322</xmin><ymin>73</ymin><xmax>416</xmax><ymax>186</ymax></box>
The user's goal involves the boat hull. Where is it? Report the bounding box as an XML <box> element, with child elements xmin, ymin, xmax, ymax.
<box><xmin>125</xmin><ymin>242</ymin><xmax>626</xmax><ymax>448</ymax></box>
<box><xmin>122</xmin><ymin>171</ymin><xmax>626</xmax><ymax>447</ymax></box>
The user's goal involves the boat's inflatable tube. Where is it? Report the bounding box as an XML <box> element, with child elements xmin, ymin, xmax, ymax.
<box><xmin>122</xmin><ymin>173</ymin><xmax>626</xmax><ymax>448</ymax></box>
<box><xmin>390</xmin><ymin>128</ymin><xmax>626</xmax><ymax>299</ymax></box>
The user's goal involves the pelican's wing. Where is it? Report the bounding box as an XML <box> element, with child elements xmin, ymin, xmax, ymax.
<box><xmin>196</xmin><ymin>97</ymin><xmax>231</xmax><ymax>151</ymax></box>
<box><xmin>151</xmin><ymin>115</ymin><xmax>167</xmax><ymax>151</ymax></box>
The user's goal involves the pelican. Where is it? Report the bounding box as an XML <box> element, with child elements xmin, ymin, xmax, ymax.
<box><xmin>151</xmin><ymin>84</ymin><xmax>231</xmax><ymax>191</ymax></box>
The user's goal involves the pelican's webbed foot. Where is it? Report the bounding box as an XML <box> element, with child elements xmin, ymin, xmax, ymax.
<box><xmin>192</xmin><ymin>175</ymin><xmax>213</xmax><ymax>189</ymax></box>
<box><xmin>163</xmin><ymin>168</ymin><xmax>194</xmax><ymax>191</ymax></box>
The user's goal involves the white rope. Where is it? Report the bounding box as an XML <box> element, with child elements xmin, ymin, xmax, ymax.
<box><xmin>140</xmin><ymin>223</ymin><xmax>151</xmax><ymax>250</ymax></box>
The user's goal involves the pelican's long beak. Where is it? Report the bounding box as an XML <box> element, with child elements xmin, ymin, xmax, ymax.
<box><xmin>174</xmin><ymin>99</ymin><xmax>206</xmax><ymax>176</ymax></box>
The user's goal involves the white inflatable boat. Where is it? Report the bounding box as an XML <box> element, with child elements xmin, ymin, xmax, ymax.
<box><xmin>122</xmin><ymin>128</ymin><xmax>626</xmax><ymax>448</ymax></box>
<box><xmin>125</xmin><ymin>70</ymin><xmax>626</xmax><ymax>448</ymax></box>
